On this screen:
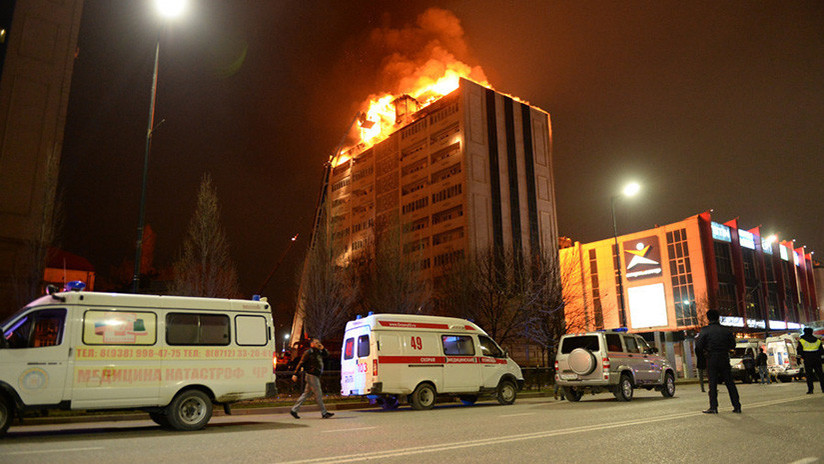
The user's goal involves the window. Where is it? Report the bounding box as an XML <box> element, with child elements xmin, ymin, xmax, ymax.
<box><xmin>478</xmin><ymin>335</ymin><xmax>504</xmax><ymax>357</ymax></box>
<box><xmin>83</xmin><ymin>310</ymin><xmax>156</xmax><ymax>345</ymax></box>
<box><xmin>442</xmin><ymin>335</ymin><xmax>474</xmax><ymax>356</ymax></box>
<box><xmin>560</xmin><ymin>335</ymin><xmax>599</xmax><ymax>354</ymax></box>
<box><xmin>432</xmin><ymin>184</ymin><xmax>462</xmax><ymax>203</ymax></box>
<box><xmin>636</xmin><ymin>337</ymin><xmax>652</xmax><ymax>353</ymax></box>
<box><xmin>166</xmin><ymin>313</ymin><xmax>230</xmax><ymax>346</ymax></box>
<box><xmin>235</xmin><ymin>315</ymin><xmax>268</xmax><ymax>346</ymax></box>
<box><xmin>4</xmin><ymin>309</ymin><xmax>66</xmax><ymax>349</ymax></box>
<box><xmin>343</xmin><ymin>338</ymin><xmax>355</xmax><ymax>360</ymax></box>
<box><xmin>623</xmin><ymin>335</ymin><xmax>640</xmax><ymax>353</ymax></box>
<box><xmin>605</xmin><ymin>334</ymin><xmax>622</xmax><ymax>352</ymax></box>
<box><xmin>357</xmin><ymin>335</ymin><xmax>370</xmax><ymax>357</ymax></box>
<box><xmin>432</xmin><ymin>205</ymin><xmax>462</xmax><ymax>225</ymax></box>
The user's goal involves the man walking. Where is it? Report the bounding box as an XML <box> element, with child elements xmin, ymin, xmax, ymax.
<box><xmin>756</xmin><ymin>346</ymin><xmax>770</xmax><ymax>385</ymax></box>
<box><xmin>797</xmin><ymin>327</ymin><xmax>824</xmax><ymax>394</ymax></box>
<box><xmin>695</xmin><ymin>309</ymin><xmax>741</xmax><ymax>414</ymax></box>
<box><xmin>291</xmin><ymin>338</ymin><xmax>334</xmax><ymax>419</ymax></box>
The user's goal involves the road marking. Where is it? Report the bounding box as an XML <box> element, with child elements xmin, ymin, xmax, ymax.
<box><xmin>2</xmin><ymin>447</ymin><xmax>104</xmax><ymax>456</ymax></box>
<box><xmin>280</xmin><ymin>395</ymin><xmax>815</xmax><ymax>464</ymax></box>
<box><xmin>788</xmin><ymin>458</ymin><xmax>818</xmax><ymax>464</ymax></box>
<box><xmin>498</xmin><ymin>412</ymin><xmax>536</xmax><ymax>418</ymax></box>
<box><xmin>322</xmin><ymin>427</ymin><xmax>377</xmax><ymax>433</ymax></box>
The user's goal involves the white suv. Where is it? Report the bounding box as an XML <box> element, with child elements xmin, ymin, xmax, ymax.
<box><xmin>554</xmin><ymin>329</ymin><xmax>676</xmax><ymax>401</ymax></box>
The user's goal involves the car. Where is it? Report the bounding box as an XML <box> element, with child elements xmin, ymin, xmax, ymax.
<box><xmin>554</xmin><ymin>328</ymin><xmax>676</xmax><ymax>402</ymax></box>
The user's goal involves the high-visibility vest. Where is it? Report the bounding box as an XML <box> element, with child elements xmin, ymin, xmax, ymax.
<box><xmin>799</xmin><ymin>337</ymin><xmax>822</xmax><ymax>352</ymax></box>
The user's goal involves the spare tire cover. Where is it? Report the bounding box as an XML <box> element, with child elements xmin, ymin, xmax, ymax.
<box><xmin>568</xmin><ymin>348</ymin><xmax>597</xmax><ymax>375</ymax></box>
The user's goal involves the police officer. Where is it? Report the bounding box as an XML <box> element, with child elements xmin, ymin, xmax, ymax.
<box><xmin>695</xmin><ymin>309</ymin><xmax>741</xmax><ymax>414</ymax></box>
<box><xmin>796</xmin><ymin>327</ymin><xmax>824</xmax><ymax>394</ymax></box>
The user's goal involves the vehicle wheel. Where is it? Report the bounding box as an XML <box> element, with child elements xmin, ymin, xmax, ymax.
<box><xmin>614</xmin><ymin>374</ymin><xmax>634</xmax><ymax>401</ymax></box>
<box><xmin>563</xmin><ymin>386</ymin><xmax>583</xmax><ymax>402</ymax></box>
<box><xmin>149</xmin><ymin>411</ymin><xmax>171</xmax><ymax>428</ymax></box>
<box><xmin>165</xmin><ymin>390</ymin><xmax>213</xmax><ymax>431</ymax></box>
<box><xmin>379</xmin><ymin>395</ymin><xmax>400</xmax><ymax>410</ymax></box>
<box><xmin>459</xmin><ymin>395</ymin><xmax>478</xmax><ymax>406</ymax></box>
<box><xmin>496</xmin><ymin>380</ymin><xmax>517</xmax><ymax>405</ymax></box>
<box><xmin>410</xmin><ymin>383</ymin><xmax>436</xmax><ymax>410</ymax></box>
<box><xmin>661</xmin><ymin>372</ymin><xmax>676</xmax><ymax>398</ymax></box>
<box><xmin>568</xmin><ymin>348</ymin><xmax>597</xmax><ymax>375</ymax></box>
<box><xmin>0</xmin><ymin>397</ymin><xmax>12</xmax><ymax>437</ymax></box>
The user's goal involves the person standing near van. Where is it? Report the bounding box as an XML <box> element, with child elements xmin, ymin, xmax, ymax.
<box><xmin>796</xmin><ymin>327</ymin><xmax>824</xmax><ymax>394</ymax></box>
<box><xmin>694</xmin><ymin>334</ymin><xmax>706</xmax><ymax>392</ymax></box>
<box><xmin>290</xmin><ymin>339</ymin><xmax>334</xmax><ymax>419</ymax></box>
<box><xmin>756</xmin><ymin>346</ymin><xmax>770</xmax><ymax>384</ymax></box>
<box><xmin>695</xmin><ymin>309</ymin><xmax>741</xmax><ymax>414</ymax></box>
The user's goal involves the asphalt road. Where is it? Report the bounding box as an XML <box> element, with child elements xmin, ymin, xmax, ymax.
<box><xmin>1</xmin><ymin>381</ymin><xmax>822</xmax><ymax>464</ymax></box>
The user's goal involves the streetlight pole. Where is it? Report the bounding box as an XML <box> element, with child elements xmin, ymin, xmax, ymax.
<box><xmin>132</xmin><ymin>0</ymin><xmax>186</xmax><ymax>293</ymax></box>
<box><xmin>611</xmin><ymin>182</ymin><xmax>640</xmax><ymax>328</ymax></box>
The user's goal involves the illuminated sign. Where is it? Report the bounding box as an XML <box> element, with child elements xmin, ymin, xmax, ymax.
<box><xmin>780</xmin><ymin>245</ymin><xmax>789</xmax><ymax>261</ymax></box>
<box><xmin>761</xmin><ymin>238</ymin><xmax>773</xmax><ymax>254</ymax></box>
<box><xmin>711</xmin><ymin>222</ymin><xmax>731</xmax><ymax>242</ymax></box>
<box><xmin>623</xmin><ymin>236</ymin><xmax>662</xmax><ymax>281</ymax></box>
<box><xmin>627</xmin><ymin>283</ymin><xmax>668</xmax><ymax>328</ymax></box>
<box><xmin>738</xmin><ymin>230</ymin><xmax>756</xmax><ymax>250</ymax></box>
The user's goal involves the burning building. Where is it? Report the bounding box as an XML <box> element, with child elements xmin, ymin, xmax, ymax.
<box><xmin>292</xmin><ymin>78</ymin><xmax>558</xmax><ymax>344</ymax></box>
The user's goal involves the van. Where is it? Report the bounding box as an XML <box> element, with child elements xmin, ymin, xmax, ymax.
<box><xmin>340</xmin><ymin>314</ymin><xmax>523</xmax><ymax>410</ymax></box>
<box><xmin>765</xmin><ymin>334</ymin><xmax>802</xmax><ymax>382</ymax></box>
<box><xmin>729</xmin><ymin>339</ymin><xmax>762</xmax><ymax>383</ymax></box>
<box><xmin>0</xmin><ymin>285</ymin><xmax>277</xmax><ymax>435</ymax></box>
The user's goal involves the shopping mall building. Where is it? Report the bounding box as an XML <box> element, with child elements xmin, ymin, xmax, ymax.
<box><xmin>560</xmin><ymin>211</ymin><xmax>820</xmax><ymax>376</ymax></box>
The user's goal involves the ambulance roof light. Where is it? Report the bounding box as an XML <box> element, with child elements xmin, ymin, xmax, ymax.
<box><xmin>64</xmin><ymin>281</ymin><xmax>86</xmax><ymax>292</ymax></box>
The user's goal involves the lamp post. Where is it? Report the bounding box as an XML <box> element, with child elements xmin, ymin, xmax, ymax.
<box><xmin>132</xmin><ymin>0</ymin><xmax>187</xmax><ymax>293</ymax></box>
<box><xmin>283</xmin><ymin>333</ymin><xmax>290</xmax><ymax>353</ymax></box>
<box><xmin>611</xmin><ymin>182</ymin><xmax>640</xmax><ymax>328</ymax></box>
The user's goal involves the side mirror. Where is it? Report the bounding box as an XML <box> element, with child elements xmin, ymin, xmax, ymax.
<box><xmin>0</xmin><ymin>329</ymin><xmax>7</xmax><ymax>349</ymax></box>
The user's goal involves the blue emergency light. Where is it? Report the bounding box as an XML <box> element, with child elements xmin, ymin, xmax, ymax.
<box><xmin>64</xmin><ymin>281</ymin><xmax>86</xmax><ymax>292</ymax></box>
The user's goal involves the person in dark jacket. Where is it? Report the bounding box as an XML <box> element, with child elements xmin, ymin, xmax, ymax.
<box><xmin>694</xmin><ymin>333</ymin><xmax>707</xmax><ymax>392</ymax></box>
<box><xmin>695</xmin><ymin>309</ymin><xmax>741</xmax><ymax>414</ymax></box>
<box><xmin>290</xmin><ymin>338</ymin><xmax>334</xmax><ymax>419</ymax></box>
<box><xmin>796</xmin><ymin>327</ymin><xmax>824</xmax><ymax>394</ymax></box>
<box><xmin>756</xmin><ymin>346</ymin><xmax>770</xmax><ymax>384</ymax></box>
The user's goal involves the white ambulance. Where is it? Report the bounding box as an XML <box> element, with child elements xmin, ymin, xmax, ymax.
<box><xmin>0</xmin><ymin>284</ymin><xmax>277</xmax><ymax>435</ymax></box>
<box><xmin>340</xmin><ymin>314</ymin><xmax>524</xmax><ymax>410</ymax></box>
<box><xmin>765</xmin><ymin>333</ymin><xmax>802</xmax><ymax>382</ymax></box>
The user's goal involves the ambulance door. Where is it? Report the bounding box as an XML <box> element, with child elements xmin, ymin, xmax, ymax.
<box><xmin>341</xmin><ymin>326</ymin><xmax>371</xmax><ymax>396</ymax></box>
<box><xmin>441</xmin><ymin>334</ymin><xmax>481</xmax><ymax>393</ymax></box>
<box><xmin>0</xmin><ymin>307</ymin><xmax>71</xmax><ymax>407</ymax></box>
<box><xmin>478</xmin><ymin>335</ymin><xmax>507</xmax><ymax>388</ymax></box>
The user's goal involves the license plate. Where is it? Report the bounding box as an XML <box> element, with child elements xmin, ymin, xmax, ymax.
<box><xmin>560</xmin><ymin>374</ymin><xmax>578</xmax><ymax>380</ymax></box>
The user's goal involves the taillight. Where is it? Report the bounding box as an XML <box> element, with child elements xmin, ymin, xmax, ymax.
<box><xmin>603</xmin><ymin>358</ymin><xmax>610</xmax><ymax>380</ymax></box>
<box><xmin>554</xmin><ymin>360</ymin><xmax>559</xmax><ymax>380</ymax></box>
<box><xmin>273</xmin><ymin>352</ymin><xmax>277</xmax><ymax>373</ymax></box>
<box><xmin>373</xmin><ymin>359</ymin><xmax>378</xmax><ymax>376</ymax></box>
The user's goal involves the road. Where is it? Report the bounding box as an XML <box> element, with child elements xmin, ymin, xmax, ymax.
<box><xmin>1</xmin><ymin>382</ymin><xmax>822</xmax><ymax>464</ymax></box>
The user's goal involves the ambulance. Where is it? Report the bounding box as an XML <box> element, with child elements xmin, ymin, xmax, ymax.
<box><xmin>765</xmin><ymin>333</ymin><xmax>802</xmax><ymax>382</ymax></box>
<box><xmin>340</xmin><ymin>314</ymin><xmax>524</xmax><ymax>410</ymax></box>
<box><xmin>0</xmin><ymin>283</ymin><xmax>277</xmax><ymax>435</ymax></box>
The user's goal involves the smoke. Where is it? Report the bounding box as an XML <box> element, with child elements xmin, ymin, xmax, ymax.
<box><xmin>365</xmin><ymin>7</ymin><xmax>487</xmax><ymax>101</ymax></box>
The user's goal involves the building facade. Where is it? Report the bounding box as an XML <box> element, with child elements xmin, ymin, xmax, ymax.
<box><xmin>293</xmin><ymin>79</ymin><xmax>559</xmax><ymax>358</ymax></box>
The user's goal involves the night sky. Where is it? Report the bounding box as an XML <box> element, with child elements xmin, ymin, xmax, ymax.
<box><xmin>58</xmin><ymin>1</ymin><xmax>824</xmax><ymax>330</ymax></box>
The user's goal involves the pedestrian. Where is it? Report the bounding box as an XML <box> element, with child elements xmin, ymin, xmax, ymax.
<box><xmin>796</xmin><ymin>327</ymin><xmax>824</xmax><ymax>394</ymax></box>
<box><xmin>290</xmin><ymin>338</ymin><xmax>334</xmax><ymax>419</ymax></box>
<box><xmin>694</xmin><ymin>334</ymin><xmax>706</xmax><ymax>392</ymax></box>
<box><xmin>756</xmin><ymin>346</ymin><xmax>770</xmax><ymax>385</ymax></box>
<box><xmin>742</xmin><ymin>350</ymin><xmax>756</xmax><ymax>382</ymax></box>
<box><xmin>695</xmin><ymin>309</ymin><xmax>741</xmax><ymax>414</ymax></box>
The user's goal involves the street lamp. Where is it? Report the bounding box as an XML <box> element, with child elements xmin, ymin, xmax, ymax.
<box><xmin>283</xmin><ymin>333</ymin><xmax>290</xmax><ymax>353</ymax></box>
<box><xmin>611</xmin><ymin>181</ymin><xmax>640</xmax><ymax>327</ymax></box>
<box><xmin>132</xmin><ymin>0</ymin><xmax>187</xmax><ymax>292</ymax></box>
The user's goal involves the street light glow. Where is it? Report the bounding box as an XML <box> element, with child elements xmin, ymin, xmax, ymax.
<box><xmin>622</xmin><ymin>182</ymin><xmax>641</xmax><ymax>197</ymax></box>
<box><xmin>155</xmin><ymin>0</ymin><xmax>186</xmax><ymax>19</ymax></box>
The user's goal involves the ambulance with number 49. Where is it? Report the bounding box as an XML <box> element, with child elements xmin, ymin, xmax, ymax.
<box><xmin>340</xmin><ymin>314</ymin><xmax>524</xmax><ymax>410</ymax></box>
<box><xmin>0</xmin><ymin>283</ymin><xmax>277</xmax><ymax>436</ymax></box>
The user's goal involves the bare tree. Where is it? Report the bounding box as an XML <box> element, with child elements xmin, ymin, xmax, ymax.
<box><xmin>297</xmin><ymin>209</ymin><xmax>359</xmax><ymax>340</ymax></box>
<box><xmin>171</xmin><ymin>173</ymin><xmax>240</xmax><ymax>298</ymax></box>
<box><xmin>439</xmin><ymin>249</ymin><xmax>538</xmax><ymax>346</ymax></box>
<box><xmin>360</xmin><ymin>218</ymin><xmax>431</xmax><ymax>314</ymax></box>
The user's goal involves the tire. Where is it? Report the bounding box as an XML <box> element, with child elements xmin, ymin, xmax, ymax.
<box><xmin>410</xmin><ymin>383</ymin><xmax>436</xmax><ymax>410</ymax></box>
<box><xmin>379</xmin><ymin>395</ymin><xmax>400</xmax><ymax>410</ymax></box>
<box><xmin>165</xmin><ymin>390</ymin><xmax>213</xmax><ymax>431</ymax></box>
<box><xmin>614</xmin><ymin>374</ymin><xmax>634</xmax><ymax>401</ymax></box>
<box><xmin>459</xmin><ymin>395</ymin><xmax>478</xmax><ymax>406</ymax></box>
<box><xmin>0</xmin><ymin>397</ymin><xmax>12</xmax><ymax>437</ymax></box>
<box><xmin>661</xmin><ymin>372</ymin><xmax>676</xmax><ymax>398</ymax></box>
<box><xmin>568</xmin><ymin>348</ymin><xmax>597</xmax><ymax>375</ymax></box>
<box><xmin>563</xmin><ymin>386</ymin><xmax>583</xmax><ymax>402</ymax></box>
<box><xmin>149</xmin><ymin>411</ymin><xmax>171</xmax><ymax>428</ymax></box>
<box><xmin>496</xmin><ymin>380</ymin><xmax>517</xmax><ymax>405</ymax></box>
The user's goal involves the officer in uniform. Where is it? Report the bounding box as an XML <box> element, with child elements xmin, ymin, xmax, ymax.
<box><xmin>797</xmin><ymin>327</ymin><xmax>824</xmax><ymax>394</ymax></box>
<box><xmin>695</xmin><ymin>309</ymin><xmax>741</xmax><ymax>414</ymax></box>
